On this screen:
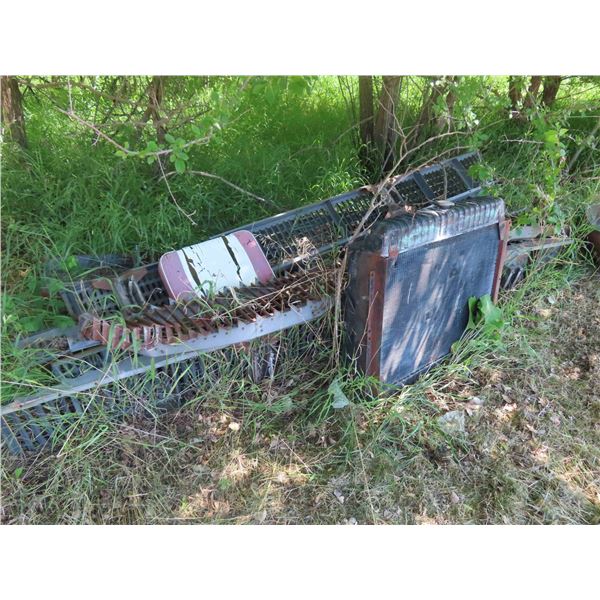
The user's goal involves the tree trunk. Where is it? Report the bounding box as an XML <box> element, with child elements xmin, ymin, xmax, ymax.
<box><xmin>373</xmin><ymin>76</ymin><xmax>401</xmax><ymax>172</ymax></box>
<box><xmin>358</xmin><ymin>76</ymin><xmax>375</xmax><ymax>170</ymax></box>
<box><xmin>358</xmin><ymin>76</ymin><xmax>374</xmax><ymax>147</ymax></box>
<box><xmin>436</xmin><ymin>76</ymin><xmax>459</xmax><ymax>131</ymax></box>
<box><xmin>148</xmin><ymin>76</ymin><xmax>166</xmax><ymax>145</ymax></box>
<box><xmin>523</xmin><ymin>76</ymin><xmax>542</xmax><ymax>109</ymax></box>
<box><xmin>508</xmin><ymin>76</ymin><xmax>522</xmax><ymax>111</ymax></box>
<box><xmin>410</xmin><ymin>76</ymin><xmax>448</xmax><ymax>148</ymax></box>
<box><xmin>1</xmin><ymin>76</ymin><xmax>27</xmax><ymax>148</ymax></box>
<box><xmin>542</xmin><ymin>76</ymin><xmax>562</xmax><ymax>107</ymax></box>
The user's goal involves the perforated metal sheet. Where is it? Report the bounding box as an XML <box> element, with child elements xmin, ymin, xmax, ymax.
<box><xmin>1</xmin><ymin>355</ymin><xmax>206</xmax><ymax>454</ymax></box>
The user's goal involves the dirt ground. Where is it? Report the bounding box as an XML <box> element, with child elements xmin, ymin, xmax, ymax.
<box><xmin>1</xmin><ymin>271</ymin><xmax>599</xmax><ymax>524</ymax></box>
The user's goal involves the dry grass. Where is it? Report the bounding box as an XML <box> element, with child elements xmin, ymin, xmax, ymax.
<box><xmin>1</xmin><ymin>267</ymin><xmax>599</xmax><ymax>525</ymax></box>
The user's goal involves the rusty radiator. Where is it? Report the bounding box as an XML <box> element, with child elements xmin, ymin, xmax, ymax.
<box><xmin>345</xmin><ymin>196</ymin><xmax>509</xmax><ymax>385</ymax></box>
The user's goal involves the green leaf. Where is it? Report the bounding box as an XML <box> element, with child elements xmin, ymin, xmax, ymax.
<box><xmin>466</xmin><ymin>296</ymin><xmax>479</xmax><ymax>330</ymax></box>
<box><xmin>20</xmin><ymin>315</ymin><xmax>44</xmax><ymax>333</ymax></box>
<box><xmin>466</xmin><ymin>294</ymin><xmax>505</xmax><ymax>338</ymax></box>
<box><xmin>329</xmin><ymin>379</ymin><xmax>352</xmax><ymax>409</ymax></box>
<box><xmin>51</xmin><ymin>315</ymin><xmax>76</xmax><ymax>328</ymax></box>
<box><xmin>65</xmin><ymin>255</ymin><xmax>79</xmax><ymax>271</ymax></box>
<box><xmin>14</xmin><ymin>467</ymin><xmax>24</xmax><ymax>479</ymax></box>
<box><xmin>478</xmin><ymin>294</ymin><xmax>504</xmax><ymax>331</ymax></box>
<box><xmin>164</xmin><ymin>133</ymin><xmax>176</xmax><ymax>144</ymax></box>
<box><xmin>174</xmin><ymin>159</ymin><xmax>186</xmax><ymax>174</ymax></box>
<box><xmin>47</xmin><ymin>278</ymin><xmax>65</xmax><ymax>295</ymax></box>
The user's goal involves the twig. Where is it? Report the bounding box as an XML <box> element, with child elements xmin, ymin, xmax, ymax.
<box><xmin>59</xmin><ymin>108</ymin><xmax>213</xmax><ymax>157</ymax></box>
<box><xmin>156</xmin><ymin>158</ymin><xmax>198</xmax><ymax>225</ymax></box>
<box><xmin>565</xmin><ymin>114</ymin><xmax>600</xmax><ymax>174</ymax></box>
<box><xmin>59</xmin><ymin>108</ymin><xmax>132</xmax><ymax>153</ymax></box>
<box><xmin>353</xmin><ymin>426</ymin><xmax>377</xmax><ymax>524</ymax></box>
<box><xmin>159</xmin><ymin>169</ymin><xmax>280</xmax><ymax>211</ymax></box>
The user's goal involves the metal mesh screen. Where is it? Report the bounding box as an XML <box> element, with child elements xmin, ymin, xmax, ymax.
<box><xmin>423</xmin><ymin>166</ymin><xmax>468</xmax><ymax>200</ymax></box>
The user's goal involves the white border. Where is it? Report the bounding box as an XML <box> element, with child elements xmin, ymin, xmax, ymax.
<box><xmin>2</xmin><ymin>1</ymin><xmax>598</xmax><ymax>74</ymax></box>
<box><xmin>0</xmin><ymin>526</ymin><xmax>597</xmax><ymax>598</ymax></box>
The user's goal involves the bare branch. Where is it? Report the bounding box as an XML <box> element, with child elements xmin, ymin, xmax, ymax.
<box><xmin>59</xmin><ymin>108</ymin><xmax>214</xmax><ymax>157</ymax></box>
<box><xmin>156</xmin><ymin>158</ymin><xmax>198</xmax><ymax>225</ymax></box>
<box><xmin>58</xmin><ymin>108</ymin><xmax>133</xmax><ymax>154</ymax></box>
<box><xmin>160</xmin><ymin>170</ymin><xmax>280</xmax><ymax>211</ymax></box>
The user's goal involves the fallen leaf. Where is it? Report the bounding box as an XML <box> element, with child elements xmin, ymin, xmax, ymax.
<box><xmin>333</xmin><ymin>489</ymin><xmax>345</xmax><ymax>504</ymax></box>
<box><xmin>329</xmin><ymin>379</ymin><xmax>352</xmax><ymax>409</ymax></box>
<box><xmin>254</xmin><ymin>509</ymin><xmax>267</xmax><ymax>523</ymax></box>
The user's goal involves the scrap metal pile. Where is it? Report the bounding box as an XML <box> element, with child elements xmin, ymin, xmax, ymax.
<box><xmin>1</xmin><ymin>152</ymin><xmax>571</xmax><ymax>454</ymax></box>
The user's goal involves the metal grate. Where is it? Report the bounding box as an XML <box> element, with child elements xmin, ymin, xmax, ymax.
<box><xmin>51</xmin><ymin>347</ymin><xmax>110</xmax><ymax>381</ymax></box>
<box><xmin>61</xmin><ymin>280</ymin><xmax>120</xmax><ymax>318</ymax></box>
<box><xmin>1</xmin><ymin>357</ymin><xmax>206</xmax><ymax>454</ymax></box>
<box><xmin>61</xmin><ymin>264</ymin><xmax>170</xmax><ymax>318</ymax></box>
<box><xmin>423</xmin><ymin>166</ymin><xmax>468</xmax><ymax>200</ymax></box>
<box><xmin>458</xmin><ymin>152</ymin><xmax>479</xmax><ymax>174</ymax></box>
<box><xmin>225</xmin><ymin>152</ymin><xmax>482</xmax><ymax>269</ymax></box>
<box><xmin>251</xmin><ymin>207</ymin><xmax>343</xmax><ymax>264</ymax></box>
<box><xmin>1</xmin><ymin>317</ymin><xmax>329</xmax><ymax>454</ymax></box>
<box><xmin>392</xmin><ymin>177</ymin><xmax>428</xmax><ymax>204</ymax></box>
<box><xmin>57</xmin><ymin>152</ymin><xmax>482</xmax><ymax>318</ymax></box>
<box><xmin>114</xmin><ymin>264</ymin><xmax>170</xmax><ymax>309</ymax></box>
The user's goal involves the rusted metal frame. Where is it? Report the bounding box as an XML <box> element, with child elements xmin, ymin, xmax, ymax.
<box><xmin>139</xmin><ymin>298</ymin><xmax>331</xmax><ymax>357</ymax></box>
<box><xmin>500</xmin><ymin>236</ymin><xmax>572</xmax><ymax>290</ymax></box>
<box><xmin>492</xmin><ymin>218</ymin><xmax>511</xmax><ymax>302</ymax></box>
<box><xmin>346</xmin><ymin>251</ymin><xmax>386</xmax><ymax>378</ymax></box>
<box><xmin>365</xmin><ymin>257</ymin><xmax>387</xmax><ymax>377</ymax></box>
<box><xmin>79</xmin><ymin>269</ymin><xmax>334</xmax><ymax>352</ymax></box>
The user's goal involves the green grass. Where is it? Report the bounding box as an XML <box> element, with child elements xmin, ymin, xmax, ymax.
<box><xmin>1</xmin><ymin>75</ymin><xmax>599</xmax><ymax>523</ymax></box>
